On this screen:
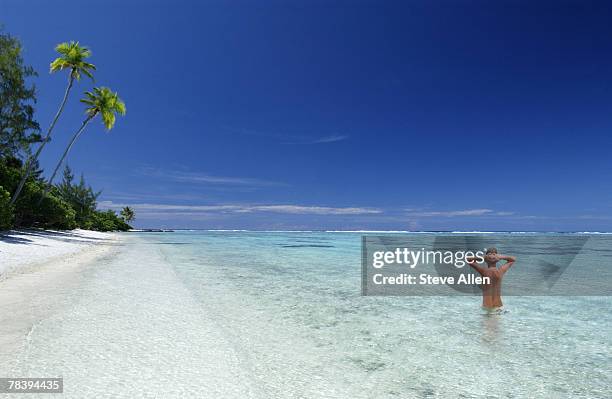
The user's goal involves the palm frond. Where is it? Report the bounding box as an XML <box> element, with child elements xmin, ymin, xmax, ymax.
<box><xmin>49</xmin><ymin>41</ymin><xmax>95</xmax><ymax>80</ymax></box>
<box><xmin>79</xmin><ymin>87</ymin><xmax>126</xmax><ymax>130</ymax></box>
<box><xmin>50</xmin><ymin>58</ymin><xmax>70</xmax><ymax>72</ymax></box>
<box><xmin>54</xmin><ymin>41</ymin><xmax>74</xmax><ymax>54</ymax></box>
<box><xmin>114</xmin><ymin>98</ymin><xmax>127</xmax><ymax>115</ymax></box>
<box><xmin>101</xmin><ymin>110</ymin><xmax>115</xmax><ymax>130</ymax></box>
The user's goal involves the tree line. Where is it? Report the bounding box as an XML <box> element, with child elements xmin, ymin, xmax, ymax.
<box><xmin>0</xmin><ymin>29</ymin><xmax>134</xmax><ymax>231</ymax></box>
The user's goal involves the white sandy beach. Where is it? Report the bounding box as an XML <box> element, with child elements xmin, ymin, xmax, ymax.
<box><xmin>0</xmin><ymin>231</ymin><xmax>261</xmax><ymax>397</ymax></box>
<box><xmin>0</xmin><ymin>229</ymin><xmax>120</xmax><ymax>376</ymax></box>
<box><xmin>0</xmin><ymin>229</ymin><xmax>118</xmax><ymax>280</ymax></box>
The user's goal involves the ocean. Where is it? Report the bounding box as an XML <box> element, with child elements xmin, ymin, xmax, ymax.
<box><xmin>4</xmin><ymin>231</ymin><xmax>611</xmax><ymax>398</ymax></box>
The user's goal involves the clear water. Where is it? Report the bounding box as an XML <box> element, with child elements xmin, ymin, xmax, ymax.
<box><xmin>3</xmin><ymin>232</ymin><xmax>611</xmax><ymax>398</ymax></box>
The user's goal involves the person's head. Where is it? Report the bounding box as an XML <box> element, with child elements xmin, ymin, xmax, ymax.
<box><xmin>484</xmin><ymin>247</ymin><xmax>499</xmax><ymax>266</ymax></box>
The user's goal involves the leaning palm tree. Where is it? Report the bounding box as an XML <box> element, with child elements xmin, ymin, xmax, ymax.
<box><xmin>10</xmin><ymin>41</ymin><xmax>95</xmax><ymax>205</ymax></box>
<box><xmin>42</xmin><ymin>87</ymin><xmax>126</xmax><ymax>201</ymax></box>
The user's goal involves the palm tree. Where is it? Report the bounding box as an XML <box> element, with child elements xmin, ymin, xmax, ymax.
<box><xmin>120</xmin><ymin>206</ymin><xmax>135</xmax><ymax>224</ymax></box>
<box><xmin>42</xmin><ymin>87</ymin><xmax>126</xmax><ymax>201</ymax></box>
<box><xmin>10</xmin><ymin>41</ymin><xmax>95</xmax><ymax>205</ymax></box>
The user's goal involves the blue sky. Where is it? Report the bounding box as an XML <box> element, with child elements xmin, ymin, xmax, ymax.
<box><xmin>3</xmin><ymin>0</ymin><xmax>612</xmax><ymax>230</ymax></box>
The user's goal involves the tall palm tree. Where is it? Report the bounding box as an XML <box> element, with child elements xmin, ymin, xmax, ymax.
<box><xmin>10</xmin><ymin>41</ymin><xmax>95</xmax><ymax>205</ymax></box>
<box><xmin>41</xmin><ymin>87</ymin><xmax>126</xmax><ymax>201</ymax></box>
<box><xmin>120</xmin><ymin>206</ymin><xmax>135</xmax><ymax>224</ymax></box>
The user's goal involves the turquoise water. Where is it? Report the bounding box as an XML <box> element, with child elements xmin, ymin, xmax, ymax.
<box><xmin>5</xmin><ymin>232</ymin><xmax>612</xmax><ymax>398</ymax></box>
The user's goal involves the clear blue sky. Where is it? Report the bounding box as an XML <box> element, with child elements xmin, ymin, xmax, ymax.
<box><xmin>3</xmin><ymin>0</ymin><xmax>612</xmax><ymax>230</ymax></box>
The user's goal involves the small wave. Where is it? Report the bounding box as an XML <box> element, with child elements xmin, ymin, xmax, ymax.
<box><xmin>280</xmin><ymin>244</ymin><xmax>335</xmax><ymax>248</ymax></box>
<box><xmin>325</xmin><ymin>230</ymin><xmax>412</xmax><ymax>233</ymax></box>
<box><xmin>205</xmin><ymin>229</ymin><xmax>250</xmax><ymax>232</ymax></box>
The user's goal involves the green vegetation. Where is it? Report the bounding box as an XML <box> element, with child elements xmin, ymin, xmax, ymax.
<box><xmin>0</xmin><ymin>185</ymin><xmax>13</xmax><ymax>230</ymax></box>
<box><xmin>56</xmin><ymin>166</ymin><xmax>99</xmax><ymax>227</ymax></box>
<box><xmin>10</xmin><ymin>41</ymin><xmax>95</xmax><ymax>206</ymax></box>
<box><xmin>46</xmin><ymin>87</ymin><xmax>126</xmax><ymax>192</ymax></box>
<box><xmin>0</xmin><ymin>30</ymin><xmax>131</xmax><ymax>232</ymax></box>
<box><xmin>0</xmin><ymin>31</ymin><xmax>41</xmax><ymax>158</ymax></box>
<box><xmin>121</xmin><ymin>206</ymin><xmax>135</xmax><ymax>224</ymax></box>
<box><xmin>90</xmin><ymin>210</ymin><xmax>131</xmax><ymax>232</ymax></box>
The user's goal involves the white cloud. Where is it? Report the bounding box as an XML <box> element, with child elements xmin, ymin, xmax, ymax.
<box><xmin>221</xmin><ymin>126</ymin><xmax>349</xmax><ymax>145</ymax></box>
<box><xmin>137</xmin><ymin>167</ymin><xmax>286</xmax><ymax>187</ymax></box>
<box><xmin>245</xmin><ymin>205</ymin><xmax>380</xmax><ymax>215</ymax></box>
<box><xmin>311</xmin><ymin>134</ymin><xmax>349</xmax><ymax>144</ymax></box>
<box><xmin>405</xmin><ymin>209</ymin><xmax>513</xmax><ymax>217</ymax></box>
<box><xmin>99</xmin><ymin>201</ymin><xmax>382</xmax><ymax>218</ymax></box>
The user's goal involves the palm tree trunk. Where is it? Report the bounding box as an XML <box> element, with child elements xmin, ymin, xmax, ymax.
<box><xmin>10</xmin><ymin>73</ymin><xmax>75</xmax><ymax>206</ymax></box>
<box><xmin>38</xmin><ymin>114</ymin><xmax>95</xmax><ymax>205</ymax></box>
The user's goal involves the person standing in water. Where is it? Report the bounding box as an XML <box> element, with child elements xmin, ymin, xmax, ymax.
<box><xmin>467</xmin><ymin>248</ymin><xmax>516</xmax><ymax>313</ymax></box>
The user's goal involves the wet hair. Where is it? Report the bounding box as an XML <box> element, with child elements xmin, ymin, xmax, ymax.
<box><xmin>485</xmin><ymin>247</ymin><xmax>498</xmax><ymax>255</ymax></box>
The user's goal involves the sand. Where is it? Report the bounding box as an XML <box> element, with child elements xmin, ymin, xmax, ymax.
<box><xmin>0</xmin><ymin>229</ymin><xmax>121</xmax><ymax>373</ymax></box>
<box><xmin>0</xmin><ymin>229</ymin><xmax>118</xmax><ymax>280</ymax></box>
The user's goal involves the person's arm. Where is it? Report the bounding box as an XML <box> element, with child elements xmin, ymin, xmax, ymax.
<box><xmin>467</xmin><ymin>257</ymin><xmax>486</xmax><ymax>275</ymax></box>
<box><xmin>498</xmin><ymin>255</ymin><xmax>516</xmax><ymax>274</ymax></box>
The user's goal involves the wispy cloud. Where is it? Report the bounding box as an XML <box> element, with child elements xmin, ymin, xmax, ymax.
<box><xmin>101</xmin><ymin>192</ymin><xmax>206</xmax><ymax>202</ymax></box>
<box><xmin>243</xmin><ymin>205</ymin><xmax>380</xmax><ymax>215</ymax></box>
<box><xmin>311</xmin><ymin>134</ymin><xmax>349</xmax><ymax>144</ymax></box>
<box><xmin>405</xmin><ymin>208</ymin><xmax>514</xmax><ymax>217</ymax></box>
<box><xmin>100</xmin><ymin>201</ymin><xmax>382</xmax><ymax>218</ymax></box>
<box><xmin>137</xmin><ymin>167</ymin><xmax>286</xmax><ymax>187</ymax></box>
<box><xmin>222</xmin><ymin>126</ymin><xmax>349</xmax><ymax>145</ymax></box>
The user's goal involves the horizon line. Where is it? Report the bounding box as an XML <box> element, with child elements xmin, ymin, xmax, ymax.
<box><xmin>128</xmin><ymin>229</ymin><xmax>612</xmax><ymax>234</ymax></box>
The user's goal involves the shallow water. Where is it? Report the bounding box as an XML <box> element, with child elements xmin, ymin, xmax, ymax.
<box><xmin>2</xmin><ymin>232</ymin><xmax>611</xmax><ymax>398</ymax></box>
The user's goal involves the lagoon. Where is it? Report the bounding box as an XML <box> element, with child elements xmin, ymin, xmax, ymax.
<box><xmin>2</xmin><ymin>231</ymin><xmax>611</xmax><ymax>398</ymax></box>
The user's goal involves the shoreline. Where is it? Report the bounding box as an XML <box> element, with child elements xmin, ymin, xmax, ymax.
<box><xmin>0</xmin><ymin>229</ymin><xmax>119</xmax><ymax>281</ymax></box>
<box><xmin>0</xmin><ymin>231</ymin><xmax>263</xmax><ymax>396</ymax></box>
<box><xmin>0</xmin><ymin>229</ymin><xmax>122</xmax><ymax>373</ymax></box>
<box><xmin>0</xmin><ymin>230</ymin><xmax>609</xmax><ymax>397</ymax></box>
